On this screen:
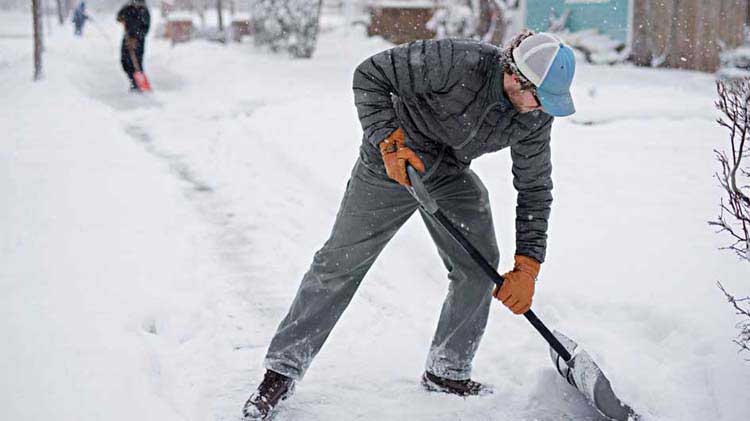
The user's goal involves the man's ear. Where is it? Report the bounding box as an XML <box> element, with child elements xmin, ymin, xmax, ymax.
<box><xmin>508</xmin><ymin>73</ymin><xmax>522</xmax><ymax>88</ymax></box>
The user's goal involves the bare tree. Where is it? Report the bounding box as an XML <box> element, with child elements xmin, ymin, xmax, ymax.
<box><xmin>217</xmin><ymin>0</ymin><xmax>224</xmax><ymax>33</ymax></box>
<box><xmin>32</xmin><ymin>0</ymin><xmax>43</xmax><ymax>81</ymax></box>
<box><xmin>718</xmin><ymin>282</ymin><xmax>750</xmax><ymax>357</ymax></box>
<box><xmin>710</xmin><ymin>79</ymin><xmax>750</xmax><ymax>258</ymax></box>
<box><xmin>56</xmin><ymin>0</ymin><xmax>64</xmax><ymax>25</ymax></box>
<box><xmin>711</xmin><ymin>78</ymin><xmax>750</xmax><ymax>356</ymax></box>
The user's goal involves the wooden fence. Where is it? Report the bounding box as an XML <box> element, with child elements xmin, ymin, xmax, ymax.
<box><xmin>631</xmin><ymin>0</ymin><xmax>750</xmax><ymax>72</ymax></box>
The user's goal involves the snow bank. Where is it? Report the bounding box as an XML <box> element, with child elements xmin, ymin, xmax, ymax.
<box><xmin>0</xmin><ymin>18</ymin><xmax>252</xmax><ymax>421</ymax></box>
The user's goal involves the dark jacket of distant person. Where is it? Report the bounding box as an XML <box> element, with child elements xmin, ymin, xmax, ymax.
<box><xmin>116</xmin><ymin>0</ymin><xmax>150</xmax><ymax>40</ymax></box>
<box><xmin>72</xmin><ymin>2</ymin><xmax>89</xmax><ymax>35</ymax></box>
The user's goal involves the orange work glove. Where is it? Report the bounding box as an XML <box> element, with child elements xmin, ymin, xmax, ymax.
<box><xmin>379</xmin><ymin>128</ymin><xmax>425</xmax><ymax>186</ymax></box>
<box><xmin>493</xmin><ymin>255</ymin><xmax>540</xmax><ymax>315</ymax></box>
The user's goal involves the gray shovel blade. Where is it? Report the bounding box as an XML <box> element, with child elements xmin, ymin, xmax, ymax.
<box><xmin>549</xmin><ymin>330</ymin><xmax>638</xmax><ymax>421</ymax></box>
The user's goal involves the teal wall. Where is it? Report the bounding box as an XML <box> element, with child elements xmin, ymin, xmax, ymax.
<box><xmin>525</xmin><ymin>0</ymin><xmax>631</xmax><ymax>43</ymax></box>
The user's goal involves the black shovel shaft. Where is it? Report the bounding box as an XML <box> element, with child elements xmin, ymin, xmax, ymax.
<box><xmin>430</xmin><ymin>209</ymin><xmax>573</xmax><ymax>362</ymax></box>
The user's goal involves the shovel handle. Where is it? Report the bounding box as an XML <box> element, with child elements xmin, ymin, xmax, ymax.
<box><xmin>406</xmin><ymin>166</ymin><xmax>573</xmax><ymax>362</ymax></box>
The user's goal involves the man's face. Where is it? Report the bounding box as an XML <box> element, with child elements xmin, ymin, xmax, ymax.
<box><xmin>503</xmin><ymin>73</ymin><xmax>543</xmax><ymax>114</ymax></box>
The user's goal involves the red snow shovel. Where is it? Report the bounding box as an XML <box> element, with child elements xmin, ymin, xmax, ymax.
<box><xmin>405</xmin><ymin>166</ymin><xmax>638</xmax><ymax>421</ymax></box>
<box><xmin>128</xmin><ymin>43</ymin><xmax>151</xmax><ymax>92</ymax></box>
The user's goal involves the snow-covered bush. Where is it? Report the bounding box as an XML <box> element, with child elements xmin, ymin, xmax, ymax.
<box><xmin>545</xmin><ymin>9</ymin><xmax>626</xmax><ymax>65</ymax></box>
<box><xmin>426</xmin><ymin>0</ymin><xmax>521</xmax><ymax>45</ymax></box>
<box><xmin>556</xmin><ymin>29</ymin><xmax>627</xmax><ymax>65</ymax></box>
<box><xmin>250</xmin><ymin>0</ymin><xmax>282</xmax><ymax>50</ymax></box>
<box><xmin>711</xmin><ymin>78</ymin><xmax>750</xmax><ymax>357</ymax></box>
<box><xmin>426</xmin><ymin>1</ymin><xmax>477</xmax><ymax>39</ymax></box>
<box><xmin>250</xmin><ymin>0</ymin><xmax>322</xmax><ymax>58</ymax></box>
<box><xmin>542</xmin><ymin>7</ymin><xmax>626</xmax><ymax>65</ymax></box>
<box><xmin>717</xmin><ymin>47</ymin><xmax>750</xmax><ymax>82</ymax></box>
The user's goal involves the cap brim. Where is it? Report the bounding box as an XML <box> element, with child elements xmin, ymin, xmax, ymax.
<box><xmin>537</xmin><ymin>88</ymin><xmax>575</xmax><ymax>117</ymax></box>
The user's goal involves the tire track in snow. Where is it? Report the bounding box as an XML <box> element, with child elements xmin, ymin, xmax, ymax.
<box><xmin>118</xmin><ymin>118</ymin><xmax>439</xmax><ymax>420</ymax></box>
<box><xmin>125</xmin><ymin>125</ymin><xmax>214</xmax><ymax>193</ymax></box>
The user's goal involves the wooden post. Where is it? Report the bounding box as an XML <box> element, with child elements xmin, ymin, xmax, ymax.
<box><xmin>44</xmin><ymin>0</ymin><xmax>52</xmax><ymax>35</ymax></box>
<box><xmin>32</xmin><ymin>0</ymin><xmax>43</xmax><ymax>80</ymax></box>
<box><xmin>632</xmin><ymin>0</ymin><xmax>750</xmax><ymax>72</ymax></box>
<box><xmin>217</xmin><ymin>0</ymin><xmax>224</xmax><ymax>32</ymax></box>
<box><xmin>56</xmin><ymin>0</ymin><xmax>64</xmax><ymax>24</ymax></box>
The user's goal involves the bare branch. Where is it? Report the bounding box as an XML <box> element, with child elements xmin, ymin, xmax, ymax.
<box><xmin>718</xmin><ymin>282</ymin><xmax>750</xmax><ymax>357</ymax></box>
<box><xmin>714</xmin><ymin>80</ymin><xmax>750</xmax><ymax>358</ymax></box>
<box><xmin>713</xmin><ymin>79</ymin><xmax>750</xmax><ymax>262</ymax></box>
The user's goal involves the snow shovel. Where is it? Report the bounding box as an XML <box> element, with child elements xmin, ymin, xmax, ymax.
<box><xmin>405</xmin><ymin>166</ymin><xmax>638</xmax><ymax>421</ymax></box>
<box><xmin>127</xmin><ymin>41</ymin><xmax>152</xmax><ymax>92</ymax></box>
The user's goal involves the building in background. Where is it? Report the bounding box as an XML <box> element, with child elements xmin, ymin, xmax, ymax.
<box><xmin>524</xmin><ymin>0</ymin><xmax>632</xmax><ymax>45</ymax></box>
<box><xmin>363</xmin><ymin>0</ymin><xmax>750</xmax><ymax>73</ymax></box>
<box><xmin>630</xmin><ymin>0</ymin><xmax>749</xmax><ymax>72</ymax></box>
<box><xmin>367</xmin><ymin>0</ymin><xmax>436</xmax><ymax>44</ymax></box>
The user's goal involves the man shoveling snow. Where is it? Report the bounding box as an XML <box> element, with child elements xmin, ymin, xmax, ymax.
<box><xmin>116</xmin><ymin>0</ymin><xmax>150</xmax><ymax>92</ymax></box>
<box><xmin>243</xmin><ymin>31</ymin><xmax>577</xmax><ymax>419</ymax></box>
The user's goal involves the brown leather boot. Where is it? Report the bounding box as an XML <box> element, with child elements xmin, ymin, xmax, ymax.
<box><xmin>421</xmin><ymin>371</ymin><xmax>493</xmax><ymax>397</ymax></box>
<box><xmin>243</xmin><ymin>370</ymin><xmax>295</xmax><ymax>419</ymax></box>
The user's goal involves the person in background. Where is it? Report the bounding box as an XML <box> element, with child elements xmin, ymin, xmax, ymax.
<box><xmin>116</xmin><ymin>0</ymin><xmax>150</xmax><ymax>91</ymax></box>
<box><xmin>72</xmin><ymin>2</ymin><xmax>89</xmax><ymax>36</ymax></box>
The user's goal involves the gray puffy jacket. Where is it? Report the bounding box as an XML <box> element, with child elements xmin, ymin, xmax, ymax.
<box><xmin>352</xmin><ymin>39</ymin><xmax>554</xmax><ymax>263</ymax></box>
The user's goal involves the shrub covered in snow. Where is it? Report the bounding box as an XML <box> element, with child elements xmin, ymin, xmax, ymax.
<box><xmin>556</xmin><ymin>29</ymin><xmax>627</xmax><ymax>65</ymax></box>
<box><xmin>425</xmin><ymin>0</ymin><xmax>522</xmax><ymax>45</ymax></box>
<box><xmin>425</xmin><ymin>1</ymin><xmax>477</xmax><ymax>39</ymax></box>
<box><xmin>717</xmin><ymin>47</ymin><xmax>750</xmax><ymax>82</ymax></box>
<box><xmin>250</xmin><ymin>0</ymin><xmax>322</xmax><ymax>58</ymax></box>
<box><xmin>545</xmin><ymin>9</ymin><xmax>626</xmax><ymax>65</ymax></box>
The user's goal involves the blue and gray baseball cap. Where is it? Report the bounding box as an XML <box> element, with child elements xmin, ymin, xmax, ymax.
<box><xmin>512</xmin><ymin>32</ymin><xmax>576</xmax><ymax>117</ymax></box>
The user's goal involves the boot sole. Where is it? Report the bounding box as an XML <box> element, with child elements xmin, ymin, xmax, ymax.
<box><xmin>420</xmin><ymin>374</ymin><xmax>494</xmax><ymax>397</ymax></box>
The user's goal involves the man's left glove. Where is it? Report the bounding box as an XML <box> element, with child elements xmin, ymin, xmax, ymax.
<box><xmin>379</xmin><ymin>128</ymin><xmax>425</xmax><ymax>186</ymax></box>
<box><xmin>493</xmin><ymin>255</ymin><xmax>540</xmax><ymax>315</ymax></box>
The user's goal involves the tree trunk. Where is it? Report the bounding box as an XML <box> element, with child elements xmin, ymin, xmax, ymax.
<box><xmin>32</xmin><ymin>0</ymin><xmax>43</xmax><ymax>80</ymax></box>
<box><xmin>477</xmin><ymin>0</ymin><xmax>491</xmax><ymax>37</ymax></box>
<box><xmin>55</xmin><ymin>0</ymin><xmax>64</xmax><ymax>24</ymax></box>
<box><xmin>477</xmin><ymin>0</ymin><xmax>512</xmax><ymax>45</ymax></box>
<box><xmin>305</xmin><ymin>0</ymin><xmax>324</xmax><ymax>55</ymax></box>
<box><xmin>44</xmin><ymin>0</ymin><xmax>52</xmax><ymax>35</ymax></box>
<box><xmin>217</xmin><ymin>0</ymin><xmax>224</xmax><ymax>32</ymax></box>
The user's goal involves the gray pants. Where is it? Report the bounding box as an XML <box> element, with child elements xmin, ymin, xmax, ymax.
<box><xmin>264</xmin><ymin>160</ymin><xmax>499</xmax><ymax>381</ymax></box>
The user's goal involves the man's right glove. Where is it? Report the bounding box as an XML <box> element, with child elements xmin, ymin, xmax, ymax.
<box><xmin>379</xmin><ymin>128</ymin><xmax>425</xmax><ymax>186</ymax></box>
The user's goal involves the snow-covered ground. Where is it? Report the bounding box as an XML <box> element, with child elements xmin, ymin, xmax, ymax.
<box><xmin>2</xmin><ymin>11</ymin><xmax>750</xmax><ymax>421</ymax></box>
